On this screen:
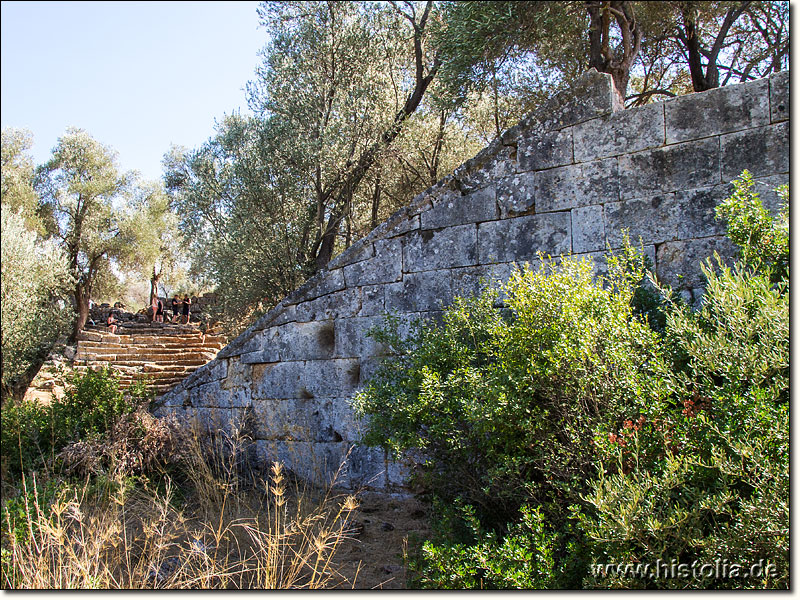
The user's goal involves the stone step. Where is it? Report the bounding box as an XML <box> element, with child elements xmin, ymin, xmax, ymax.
<box><xmin>78</xmin><ymin>342</ymin><xmax>224</xmax><ymax>353</ymax></box>
<box><xmin>76</xmin><ymin>344</ymin><xmax>221</xmax><ymax>358</ymax></box>
<box><xmin>76</xmin><ymin>351</ymin><xmax>216</xmax><ymax>362</ymax></box>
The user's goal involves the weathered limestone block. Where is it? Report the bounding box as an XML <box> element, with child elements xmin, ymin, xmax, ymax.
<box><xmin>534</xmin><ymin>158</ymin><xmax>619</xmax><ymax>213</ymax></box>
<box><xmin>385</xmin><ymin>271</ymin><xmax>454</xmax><ymax>313</ymax></box>
<box><xmin>497</xmin><ymin>172</ymin><xmax>535</xmax><ymax>218</ymax></box>
<box><xmin>451</xmin><ymin>263</ymin><xmax>519</xmax><ymax>299</ymax></box>
<box><xmin>421</xmin><ymin>186</ymin><xmax>497</xmax><ymax>230</ymax></box>
<box><xmin>604</xmin><ymin>193</ymin><xmax>680</xmax><ymax>248</ymax></box>
<box><xmin>477</xmin><ymin>212</ymin><xmax>571</xmax><ymax>264</ymax></box>
<box><xmin>295</xmin><ymin>288</ymin><xmax>361</xmax><ymax>322</ymax></box>
<box><xmin>254</xmin><ymin>440</ymin><xmax>356</xmax><ymax>488</ymax></box>
<box><xmin>573</xmin><ymin>102</ymin><xmax>664</xmax><ymax>161</ymax></box>
<box><xmin>453</xmin><ymin>142</ymin><xmax>516</xmax><ymax>193</ymax></box>
<box><xmin>502</xmin><ymin>69</ymin><xmax>621</xmax><ymax>145</ymax></box>
<box><xmin>359</xmin><ymin>284</ymin><xmax>385</xmax><ymax>317</ymax></box>
<box><xmin>403</xmin><ymin>224</ymin><xmax>478</xmax><ymax>273</ymax></box>
<box><xmin>343</xmin><ymin>238</ymin><xmax>402</xmax><ymax>287</ymax></box>
<box><xmin>298</xmin><ymin>359</ymin><xmax>361</xmax><ymax>399</ymax></box>
<box><xmin>674</xmin><ymin>185</ymin><xmax>729</xmax><ymax>239</ymax></box>
<box><xmin>720</xmin><ymin>122</ymin><xmax>789</xmax><ymax>181</ymax></box>
<box><xmin>665</xmin><ymin>78</ymin><xmax>769</xmax><ymax>143</ymax></box>
<box><xmin>326</xmin><ymin>236</ymin><xmax>374</xmax><ymax>270</ymax></box>
<box><xmin>618</xmin><ymin>137</ymin><xmax>720</xmax><ymax>199</ymax></box>
<box><xmin>571</xmin><ymin>245</ymin><xmax>656</xmax><ymax>280</ymax></box>
<box><xmin>753</xmin><ymin>174</ymin><xmax>790</xmax><ymax>216</ymax></box>
<box><xmin>252</xmin><ymin>397</ymin><xmax>356</xmax><ymax>443</ymax></box>
<box><xmin>770</xmin><ymin>70</ymin><xmax>789</xmax><ymax>123</ymax></box>
<box><xmin>284</xmin><ymin>268</ymin><xmax>346</xmax><ymax>306</ymax></box>
<box><xmin>571</xmin><ymin>205</ymin><xmax>606</xmax><ymax>253</ymax></box>
<box><xmin>334</xmin><ymin>316</ymin><xmax>387</xmax><ymax>359</ymax></box>
<box><xmin>656</xmin><ymin>236</ymin><xmax>737</xmax><ymax>288</ymax></box>
<box><xmin>275</xmin><ymin>321</ymin><xmax>337</xmax><ymax>362</ymax></box>
<box><xmin>518</xmin><ymin>127</ymin><xmax>573</xmax><ymax>171</ymax></box>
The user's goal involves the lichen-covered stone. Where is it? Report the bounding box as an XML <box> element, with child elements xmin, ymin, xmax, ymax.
<box><xmin>656</xmin><ymin>236</ymin><xmax>737</xmax><ymax>288</ymax></box>
<box><xmin>721</xmin><ymin>122</ymin><xmax>789</xmax><ymax>181</ymax></box>
<box><xmin>385</xmin><ymin>271</ymin><xmax>453</xmax><ymax>313</ymax></box>
<box><xmin>665</xmin><ymin>78</ymin><xmax>769</xmax><ymax>143</ymax></box>
<box><xmin>574</xmin><ymin>102</ymin><xmax>664</xmax><ymax>162</ymax></box>
<box><xmin>497</xmin><ymin>172</ymin><xmax>535</xmax><ymax>218</ymax></box>
<box><xmin>534</xmin><ymin>158</ymin><xmax>619</xmax><ymax>213</ymax></box>
<box><xmin>343</xmin><ymin>238</ymin><xmax>402</xmax><ymax>287</ymax></box>
<box><xmin>478</xmin><ymin>212</ymin><xmax>571</xmax><ymax>264</ymax></box>
<box><xmin>518</xmin><ymin>127</ymin><xmax>573</xmax><ymax>171</ymax></box>
<box><xmin>604</xmin><ymin>193</ymin><xmax>680</xmax><ymax>247</ymax></box>
<box><xmin>619</xmin><ymin>138</ymin><xmax>720</xmax><ymax>199</ymax></box>
<box><xmin>295</xmin><ymin>288</ymin><xmax>361</xmax><ymax>322</ymax></box>
<box><xmin>359</xmin><ymin>284</ymin><xmax>385</xmax><ymax>317</ymax></box>
<box><xmin>334</xmin><ymin>316</ymin><xmax>387</xmax><ymax>359</ymax></box>
<box><xmin>402</xmin><ymin>224</ymin><xmax>477</xmax><ymax>272</ymax></box>
<box><xmin>571</xmin><ymin>205</ymin><xmax>605</xmax><ymax>253</ymax></box>
<box><xmin>674</xmin><ymin>185</ymin><xmax>729</xmax><ymax>239</ymax></box>
<box><xmin>421</xmin><ymin>186</ymin><xmax>497</xmax><ymax>229</ymax></box>
<box><xmin>770</xmin><ymin>70</ymin><xmax>789</xmax><ymax>123</ymax></box>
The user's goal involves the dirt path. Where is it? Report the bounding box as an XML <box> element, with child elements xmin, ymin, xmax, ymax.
<box><xmin>329</xmin><ymin>492</ymin><xmax>432</xmax><ymax>589</ymax></box>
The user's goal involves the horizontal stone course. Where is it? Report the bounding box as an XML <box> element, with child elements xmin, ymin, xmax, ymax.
<box><xmin>720</xmin><ymin>122</ymin><xmax>789</xmax><ymax>181</ymax></box>
<box><xmin>478</xmin><ymin>212</ymin><xmax>571</xmax><ymax>264</ymax></box>
<box><xmin>665</xmin><ymin>77</ymin><xmax>769</xmax><ymax>143</ymax></box>
<box><xmin>403</xmin><ymin>224</ymin><xmax>477</xmax><ymax>272</ymax></box>
<box><xmin>534</xmin><ymin>158</ymin><xmax>619</xmax><ymax>213</ymax></box>
<box><xmin>574</xmin><ymin>102</ymin><xmax>664</xmax><ymax>161</ymax></box>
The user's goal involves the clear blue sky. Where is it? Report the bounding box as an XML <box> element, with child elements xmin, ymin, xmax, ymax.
<box><xmin>1</xmin><ymin>1</ymin><xmax>264</xmax><ymax>182</ymax></box>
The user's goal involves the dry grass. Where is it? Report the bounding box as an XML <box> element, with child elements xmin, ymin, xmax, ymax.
<box><xmin>1</xmin><ymin>423</ymin><xmax>362</xmax><ymax>589</ymax></box>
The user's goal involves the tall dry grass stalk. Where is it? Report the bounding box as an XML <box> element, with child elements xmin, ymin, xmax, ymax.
<box><xmin>1</xmin><ymin>422</ymin><xmax>360</xmax><ymax>589</ymax></box>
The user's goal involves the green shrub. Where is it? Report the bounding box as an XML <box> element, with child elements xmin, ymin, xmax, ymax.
<box><xmin>580</xmin><ymin>176</ymin><xmax>789</xmax><ymax>589</ymax></box>
<box><xmin>1</xmin><ymin>367</ymin><xmax>147</xmax><ymax>480</ymax></box>
<box><xmin>354</xmin><ymin>249</ymin><xmax>668</xmax><ymax>588</ymax></box>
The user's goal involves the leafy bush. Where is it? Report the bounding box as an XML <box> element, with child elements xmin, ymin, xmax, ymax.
<box><xmin>354</xmin><ymin>248</ymin><xmax>668</xmax><ymax>587</ymax></box>
<box><xmin>580</xmin><ymin>176</ymin><xmax>789</xmax><ymax>589</ymax></box>
<box><xmin>1</xmin><ymin>367</ymin><xmax>147</xmax><ymax>479</ymax></box>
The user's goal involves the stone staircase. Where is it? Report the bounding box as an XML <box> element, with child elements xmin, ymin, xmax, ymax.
<box><xmin>74</xmin><ymin>323</ymin><xmax>226</xmax><ymax>396</ymax></box>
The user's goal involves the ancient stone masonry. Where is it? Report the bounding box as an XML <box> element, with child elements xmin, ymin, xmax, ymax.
<box><xmin>157</xmin><ymin>70</ymin><xmax>789</xmax><ymax>491</ymax></box>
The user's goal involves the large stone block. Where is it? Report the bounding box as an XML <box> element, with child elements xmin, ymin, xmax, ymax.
<box><xmin>477</xmin><ymin>212</ymin><xmax>571</xmax><ymax>264</ymax></box>
<box><xmin>720</xmin><ymin>122</ymin><xmax>789</xmax><ymax>181</ymax></box>
<box><xmin>326</xmin><ymin>237</ymin><xmax>374</xmax><ymax>270</ymax></box>
<box><xmin>252</xmin><ymin>361</ymin><xmax>303</xmax><ymax>399</ymax></box>
<box><xmin>618</xmin><ymin>137</ymin><xmax>720</xmax><ymax>199</ymax></box>
<box><xmin>334</xmin><ymin>316</ymin><xmax>387</xmax><ymax>359</ymax></box>
<box><xmin>518</xmin><ymin>127</ymin><xmax>573</xmax><ymax>171</ymax></box>
<box><xmin>299</xmin><ymin>359</ymin><xmax>362</xmax><ymax>399</ymax></box>
<box><xmin>275</xmin><ymin>320</ymin><xmax>337</xmax><ymax>362</ymax></box>
<box><xmin>571</xmin><ymin>205</ymin><xmax>606</xmax><ymax>253</ymax></box>
<box><xmin>572</xmin><ymin>245</ymin><xmax>656</xmax><ymax>280</ymax></box>
<box><xmin>343</xmin><ymin>238</ymin><xmax>402</xmax><ymax>287</ymax></box>
<box><xmin>770</xmin><ymin>70</ymin><xmax>789</xmax><ymax>123</ymax></box>
<box><xmin>450</xmin><ymin>263</ymin><xmax>519</xmax><ymax>299</ymax></box>
<box><xmin>252</xmin><ymin>397</ymin><xmax>356</xmax><ymax>443</ymax></box>
<box><xmin>604</xmin><ymin>193</ymin><xmax>680</xmax><ymax>247</ymax></box>
<box><xmin>403</xmin><ymin>224</ymin><xmax>478</xmax><ymax>273</ymax></box>
<box><xmin>359</xmin><ymin>284</ymin><xmax>385</xmax><ymax>317</ymax></box>
<box><xmin>656</xmin><ymin>236</ymin><xmax>738</xmax><ymax>288</ymax></box>
<box><xmin>497</xmin><ymin>172</ymin><xmax>535</xmax><ymax>218</ymax></box>
<box><xmin>665</xmin><ymin>78</ymin><xmax>769</xmax><ymax>143</ymax></box>
<box><xmin>295</xmin><ymin>288</ymin><xmax>361</xmax><ymax>322</ymax></box>
<box><xmin>674</xmin><ymin>185</ymin><xmax>729</xmax><ymax>239</ymax></box>
<box><xmin>253</xmin><ymin>440</ymin><xmax>354</xmax><ymax>488</ymax></box>
<box><xmin>421</xmin><ymin>186</ymin><xmax>497</xmax><ymax>229</ymax></box>
<box><xmin>385</xmin><ymin>271</ymin><xmax>453</xmax><ymax>313</ymax></box>
<box><xmin>453</xmin><ymin>143</ymin><xmax>516</xmax><ymax>193</ymax></box>
<box><xmin>753</xmin><ymin>174</ymin><xmax>790</xmax><ymax>216</ymax></box>
<box><xmin>574</xmin><ymin>102</ymin><xmax>664</xmax><ymax>161</ymax></box>
<box><xmin>534</xmin><ymin>158</ymin><xmax>619</xmax><ymax>213</ymax></box>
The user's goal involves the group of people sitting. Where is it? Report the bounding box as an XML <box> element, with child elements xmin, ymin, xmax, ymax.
<box><xmin>151</xmin><ymin>295</ymin><xmax>193</xmax><ymax>324</ymax></box>
<box><xmin>102</xmin><ymin>294</ymin><xmax>195</xmax><ymax>334</ymax></box>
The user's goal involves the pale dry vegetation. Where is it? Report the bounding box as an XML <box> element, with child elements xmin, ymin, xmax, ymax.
<box><xmin>2</xmin><ymin>420</ymin><xmax>362</xmax><ymax>589</ymax></box>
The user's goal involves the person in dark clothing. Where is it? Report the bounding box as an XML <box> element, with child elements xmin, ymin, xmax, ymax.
<box><xmin>171</xmin><ymin>295</ymin><xmax>180</xmax><ymax>323</ymax></box>
<box><xmin>155</xmin><ymin>298</ymin><xmax>165</xmax><ymax>323</ymax></box>
<box><xmin>182</xmin><ymin>295</ymin><xmax>191</xmax><ymax>324</ymax></box>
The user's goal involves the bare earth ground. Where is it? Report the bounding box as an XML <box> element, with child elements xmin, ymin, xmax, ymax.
<box><xmin>329</xmin><ymin>492</ymin><xmax>432</xmax><ymax>589</ymax></box>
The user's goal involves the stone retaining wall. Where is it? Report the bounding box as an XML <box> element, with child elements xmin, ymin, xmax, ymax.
<box><xmin>157</xmin><ymin>69</ymin><xmax>789</xmax><ymax>491</ymax></box>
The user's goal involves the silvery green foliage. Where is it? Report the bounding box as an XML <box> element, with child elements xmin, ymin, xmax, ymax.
<box><xmin>1</xmin><ymin>206</ymin><xmax>73</xmax><ymax>392</ymax></box>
